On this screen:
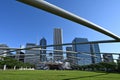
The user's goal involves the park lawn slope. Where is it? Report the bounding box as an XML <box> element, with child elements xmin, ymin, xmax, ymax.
<box><xmin>0</xmin><ymin>70</ymin><xmax>120</xmax><ymax>80</ymax></box>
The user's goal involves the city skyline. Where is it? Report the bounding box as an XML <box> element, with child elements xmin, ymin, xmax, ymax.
<box><xmin>0</xmin><ymin>0</ymin><xmax>120</xmax><ymax>53</ymax></box>
<box><xmin>18</xmin><ymin>31</ymin><xmax>103</xmax><ymax>67</ymax></box>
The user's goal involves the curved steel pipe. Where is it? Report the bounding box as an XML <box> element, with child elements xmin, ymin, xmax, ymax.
<box><xmin>17</xmin><ymin>0</ymin><xmax>120</xmax><ymax>40</ymax></box>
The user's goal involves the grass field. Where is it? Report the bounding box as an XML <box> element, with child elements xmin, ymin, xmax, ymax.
<box><xmin>0</xmin><ymin>70</ymin><xmax>120</xmax><ymax>80</ymax></box>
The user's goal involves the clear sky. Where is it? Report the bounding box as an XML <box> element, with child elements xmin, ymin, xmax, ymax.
<box><xmin>0</xmin><ymin>0</ymin><xmax>120</xmax><ymax>53</ymax></box>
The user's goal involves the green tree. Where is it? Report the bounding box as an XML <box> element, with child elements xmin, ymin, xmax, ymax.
<box><xmin>0</xmin><ymin>57</ymin><xmax>35</xmax><ymax>69</ymax></box>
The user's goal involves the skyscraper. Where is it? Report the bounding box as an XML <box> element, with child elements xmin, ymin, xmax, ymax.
<box><xmin>66</xmin><ymin>47</ymin><xmax>76</xmax><ymax>65</ymax></box>
<box><xmin>53</xmin><ymin>28</ymin><xmax>63</xmax><ymax>61</ymax></box>
<box><xmin>72</xmin><ymin>38</ymin><xmax>92</xmax><ymax>65</ymax></box>
<box><xmin>16</xmin><ymin>51</ymin><xmax>25</xmax><ymax>62</ymax></box>
<box><xmin>40</xmin><ymin>37</ymin><xmax>47</xmax><ymax>62</ymax></box>
<box><xmin>72</xmin><ymin>38</ymin><xmax>102</xmax><ymax>65</ymax></box>
<box><xmin>103</xmin><ymin>54</ymin><xmax>114</xmax><ymax>62</ymax></box>
<box><xmin>25</xmin><ymin>43</ymin><xmax>40</xmax><ymax>65</ymax></box>
<box><xmin>0</xmin><ymin>44</ymin><xmax>9</xmax><ymax>55</ymax></box>
<box><xmin>118</xmin><ymin>54</ymin><xmax>120</xmax><ymax>60</ymax></box>
<box><xmin>90</xmin><ymin>44</ymin><xmax>102</xmax><ymax>64</ymax></box>
<box><xmin>0</xmin><ymin>44</ymin><xmax>14</xmax><ymax>58</ymax></box>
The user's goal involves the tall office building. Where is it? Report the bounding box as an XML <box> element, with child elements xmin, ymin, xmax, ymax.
<box><xmin>118</xmin><ymin>54</ymin><xmax>120</xmax><ymax>60</ymax></box>
<box><xmin>66</xmin><ymin>47</ymin><xmax>76</xmax><ymax>65</ymax></box>
<box><xmin>53</xmin><ymin>28</ymin><xmax>63</xmax><ymax>61</ymax></box>
<box><xmin>40</xmin><ymin>37</ymin><xmax>47</xmax><ymax>62</ymax></box>
<box><xmin>72</xmin><ymin>38</ymin><xmax>102</xmax><ymax>65</ymax></box>
<box><xmin>72</xmin><ymin>38</ymin><xmax>92</xmax><ymax>65</ymax></box>
<box><xmin>117</xmin><ymin>54</ymin><xmax>120</xmax><ymax>63</ymax></box>
<box><xmin>25</xmin><ymin>43</ymin><xmax>40</xmax><ymax>65</ymax></box>
<box><xmin>0</xmin><ymin>44</ymin><xmax>14</xmax><ymax>58</ymax></box>
<box><xmin>103</xmin><ymin>54</ymin><xmax>114</xmax><ymax>62</ymax></box>
<box><xmin>0</xmin><ymin>44</ymin><xmax>9</xmax><ymax>55</ymax></box>
<box><xmin>15</xmin><ymin>51</ymin><xmax>25</xmax><ymax>62</ymax></box>
<box><xmin>90</xmin><ymin>44</ymin><xmax>102</xmax><ymax>63</ymax></box>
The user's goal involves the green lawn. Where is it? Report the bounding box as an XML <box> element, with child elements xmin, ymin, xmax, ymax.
<box><xmin>0</xmin><ymin>70</ymin><xmax>119</xmax><ymax>80</ymax></box>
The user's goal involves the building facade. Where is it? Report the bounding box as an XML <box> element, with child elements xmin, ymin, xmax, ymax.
<box><xmin>53</xmin><ymin>28</ymin><xmax>63</xmax><ymax>61</ymax></box>
<box><xmin>103</xmin><ymin>53</ymin><xmax>114</xmax><ymax>62</ymax></box>
<box><xmin>40</xmin><ymin>37</ymin><xmax>47</xmax><ymax>62</ymax></box>
<box><xmin>24</xmin><ymin>43</ymin><xmax>40</xmax><ymax>65</ymax></box>
<box><xmin>0</xmin><ymin>44</ymin><xmax>14</xmax><ymax>57</ymax></box>
<box><xmin>72</xmin><ymin>38</ymin><xmax>92</xmax><ymax>65</ymax></box>
<box><xmin>90</xmin><ymin>44</ymin><xmax>102</xmax><ymax>64</ymax></box>
<box><xmin>72</xmin><ymin>38</ymin><xmax>101</xmax><ymax>65</ymax></box>
<box><xmin>66</xmin><ymin>47</ymin><xmax>76</xmax><ymax>65</ymax></box>
<box><xmin>0</xmin><ymin>44</ymin><xmax>9</xmax><ymax>55</ymax></box>
<box><xmin>15</xmin><ymin>51</ymin><xmax>25</xmax><ymax>62</ymax></box>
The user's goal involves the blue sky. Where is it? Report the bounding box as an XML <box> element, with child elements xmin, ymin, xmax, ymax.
<box><xmin>0</xmin><ymin>0</ymin><xmax>120</xmax><ymax>53</ymax></box>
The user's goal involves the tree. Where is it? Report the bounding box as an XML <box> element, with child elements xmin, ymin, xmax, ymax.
<box><xmin>117</xmin><ymin>61</ymin><xmax>120</xmax><ymax>72</ymax></box>
<box><xmin>0</xmin><ymin>57</ymin><xmax>35</xmax><ymax>69</ymax></box>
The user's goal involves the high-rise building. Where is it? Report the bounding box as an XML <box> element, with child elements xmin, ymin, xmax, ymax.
<box><xmin>40</xmin><ymin>37</ymin><xmax>47</xmax><ymax>62</ymax></box>
<box><xmin>53</xmin><ymin>28</ymin><xmax>63</xmax><ymax>61</ymax></box>
<box><xmin>25</xmin><ymin>43</ymin><xmax>40</xmax><ymax>65</ymax></box>
<box><xmin>72</xmin><ymin>38</ymin><xmax>92</xmax><ymax>65</ymax></box>
<box><xmin>103</xmin><ymin>54</ymin><xmax>114</xmax><ymax>62</ymax></box>
<box><xmin>0</xmin><ymin>44</ymin><xmax>14</xmax><ymax>58</ymax></box>
<box><xmin>90</xmin><ymin>44</ymin><xmax>102</xmax><ymax>64</ymax></box>
<box><xmin>66</xmin><ymin>47</ymin><xmax>76</xmax><ymax>65</ymax></box>
<box><xmin>16</xmin><ymin>51</ymin><xmax>25</xmax><ymax>62</ymax></box>
<box><xmin>117</xmin><ymin>54</ymin><xmax>120</xmax><ymax>63</ymax></box>
<box><xmin>0</xmin><ymin>44</ymin><xmax>9</xmax><ymax>55</ymax></box>
<box><xmin>118</xmin><ymin>54</ymin><xmax>120</xmax><ymax>60</ymax></box>
<box><xmin>72</xmin><ymin>38</ymin><xmax>102</xmax><ymax>65</ymax></box>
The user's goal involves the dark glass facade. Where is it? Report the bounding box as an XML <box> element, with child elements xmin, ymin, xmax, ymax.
<box><xmin>72</xmin><ymin>38</ymin><xmax>102</xmax><ymax>65</ymax></box>
<box><xmin>103</xmin><ymin>53</ymin><xmax>114</xmax><ymax>62</ymax></box>
<box><xmin>91</xmin><ymin>44</ymin><xmax>102</xmax><ymax>63</ymax></box>
<box><xmin>40</xmin><ymin>37</ymin><xmax>47</xmax><ymax>62</ymax></box>
<box><xmin>66</xmin><ymin>47</ymin><xmax>76</xmax><ymax>65</ymax></box>
<box><xmin>72</xmin><ymin>38</ymin><xmax>92</xmax><ymax>65</ymax></box>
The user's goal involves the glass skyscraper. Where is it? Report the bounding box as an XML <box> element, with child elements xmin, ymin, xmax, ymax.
<box><xmin>72</xmin><ymin>38</ymin><xmax>92</xmax><ymax>65</ymax></box>
<box><xmin>53</xmin><ymin>28</ymin><xmax>63</xmax><ymax>61</ymax></box>
<box><xmin>66</xmin><ymin>47</ymin><xmax>76</xmax><ymax>65</ymax></box>
<box><xmin>91</xmin><ymin>44</ymin><xmax>102</xmax><ymax>63</ymax></box>
<box><xmin>103</xmin><ymin>53</ymin><xmax>114</xmax><ymax>62</ymax></box>
<box><xmin>40</xmin><ymin>37</ymin><xmax>47</xmax><ymax>62</ymax></box>
<box><xmin>72</xmin><ymin>38</ymin><xmax>101</xmax><ymax>65</ymax></box>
